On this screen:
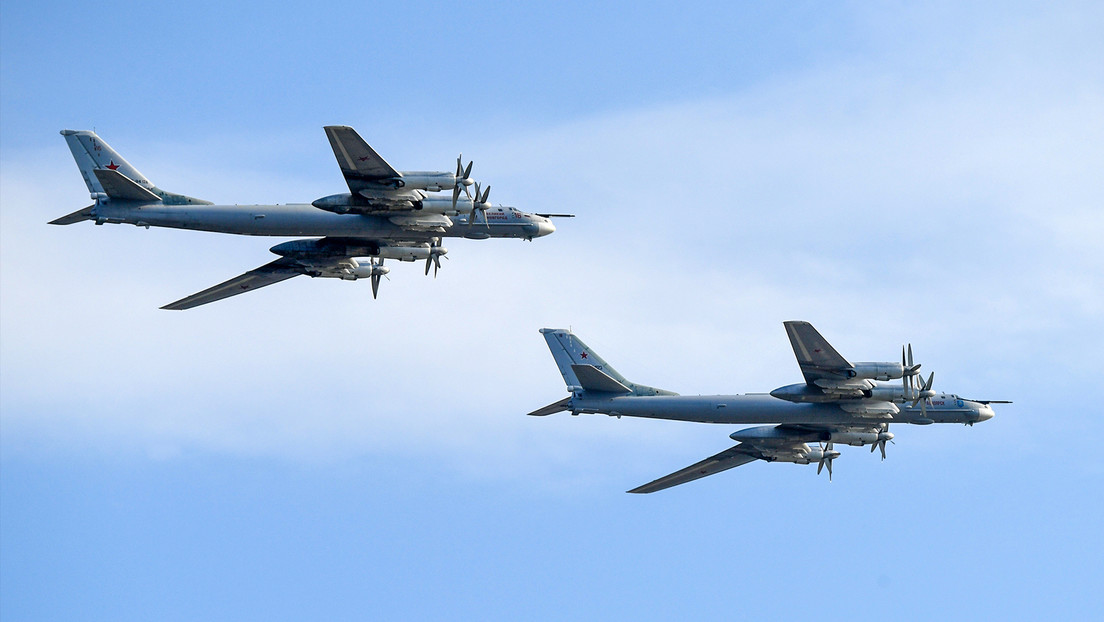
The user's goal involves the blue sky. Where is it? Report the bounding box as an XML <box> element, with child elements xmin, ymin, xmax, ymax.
<box><xmin>2</xmin><ymin>1</ymin><xmax>1103</xmax><ymax>620</ymax></box>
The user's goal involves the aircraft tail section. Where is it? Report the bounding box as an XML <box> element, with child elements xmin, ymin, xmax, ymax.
<box><xmin>61</xmin><ymin>129</ymin><xmax>153</xmax><ymax>196</ymax></box>
<box><xmin>57</xmin><ymin>130</ymin><xmax>212</xmax><ymax>214</ymax></box>
<box><xmin>539</xmin><ymin>328</ymin><xmax>677</xmax><ymax>397</ymax></box>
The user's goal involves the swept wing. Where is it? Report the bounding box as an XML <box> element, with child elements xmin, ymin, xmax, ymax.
<box><xmin>324</xmin><ymin>125</ymin><xmax>401</xmax><ymax>193</ymax></box>
<box><xmin>161</xmin><ymin>258</ymin><xmax>305</xmax><ymax>310</ymax></box>
<box><xmin>784</xmin><ymin>320</ymin><xmax>853</xmax><ymax>385</ymax></box>
<box><xmin>629</xmin><ymin>432</ymin><xmax>840</xmax><ymax>493</ymax></box>
<box><xmin>628</xmin><ymin>444</ymin><xmax>760</xmax><ymax>493</ymax></box>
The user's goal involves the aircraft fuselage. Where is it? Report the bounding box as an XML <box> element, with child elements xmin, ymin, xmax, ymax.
<box><xmin>88</xmin><ymin>201</ymin><xmax>553</xmax><ymax>242</ymax></box>
<box><xmin>569</xmin><ymin>392</ymin><xmax>993</xmax><ymax>426</ymax></box>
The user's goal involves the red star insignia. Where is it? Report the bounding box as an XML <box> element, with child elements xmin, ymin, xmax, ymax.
<box><xmin>358</xmin><ymin>156</ymin><xmax>369</xmax><ymax>162</ymax></box>
<box><xmin>813</xmin><ymin>348</ymin><xmax>822</xmax><ymax>353</ymax></box>
<box><xmin>106</xmin><ymin>160</ymin><xmax>120</xmax><ymax>171</ymax></box>
<box><xmin>580</xmin><ymin>352</ymin><xmax>588</xmax><ymax>359</ymax></box>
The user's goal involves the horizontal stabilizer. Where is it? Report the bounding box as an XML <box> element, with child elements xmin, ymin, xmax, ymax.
<box><xmin>93</xmin><ymin>168</ymin><xmax>160</xmax><ymax>203</ymax></box>
<box><xmin>49</xmin><ymin>205</ymin><xmax>96</xmax><ymax>225</ymax></box>
<box><xmin>527</xmin><ymin>397</ymin><xmax>572</xmax><ymax>417</ymax></box>
<box><xmin>571</xmin><ymin>364</ymin><xmax>631</xmax><ymax>394</ymax></box>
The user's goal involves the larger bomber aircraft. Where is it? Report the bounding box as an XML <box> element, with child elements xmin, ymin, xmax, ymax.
<box><xmin>530</xmin><ymin>322</ymin><xmax>1008</xmax><ymax>493</ymax></box>
<box><xmin>51</xmin><ymin>127</ymin><xmax>565</xmax><ymax>309</ymax></box>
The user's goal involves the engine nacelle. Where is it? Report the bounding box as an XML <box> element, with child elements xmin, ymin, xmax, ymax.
<box><xmin>398</xmin><ymin>172</ymin><xmax>456</xmax><ymax>192</ymax></box>
<box><xmin>418</xmin><ymin>195</ymin><xmax>471</xmax><ymax>216</ymax></box>
<box><xmin>336</xmin><ymin>259</ymin><xmax>389</xmax><ymax>281</ymax></box>
<box><xmin>866</xmin><ymin>385</ymin><xmax>907</xmax><ymax>402</ymax></box>
<box><xmin>848</xmin><ymin>362</ymin><xmax>905</xmax><ymax>381</ymax></box>
<box><xmin>827</xmin><ymin>431</ymin><xmax>878</xmax><ymax>446</ymax></box>
<box><xmin>375</xmin><ymin>245</ymin><xmax>446</xmax><ymax>262</ymax></box>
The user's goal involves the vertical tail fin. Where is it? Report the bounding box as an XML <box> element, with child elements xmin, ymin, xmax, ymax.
<box><xmin>61</xmin><ymin>130</ymin><xmax>154</xmax><ymax>197</ymax></box>
<box><xmin>58</xmin><ymin>130</ymin><xmax>212</xmax><ymax>209</ymax></box>
<box><xmin>539</xmin><ymin>328</ymin><xmax>677</xmax><ymax>396</ymax></box>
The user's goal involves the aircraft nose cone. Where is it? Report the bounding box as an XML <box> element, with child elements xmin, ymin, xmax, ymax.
<box><xmin>538</xmin><ymin>219</ymin><xmax>555</xmax><ymax>236</ymax></box>
<box><xmin>977</xmin><ymin>405</ymin><xmax>995</xmax><ymax>422</ymax></box>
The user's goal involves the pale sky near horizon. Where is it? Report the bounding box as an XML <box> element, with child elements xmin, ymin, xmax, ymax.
<box><xmin>2</xmin><ymin>2</ymin><xmax>1103</xmax><ymax>620</ymax></box>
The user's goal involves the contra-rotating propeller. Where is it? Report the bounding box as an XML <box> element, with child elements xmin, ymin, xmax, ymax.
<box><xmin>468</xmin><ymin>181</ymin><xmax>491</xmax><ymax>226</ymax></box>
<box><xmin>817</xmin><ymin>442</ymin><xmax>839</xmax><ymax>481</ymax></box>
<box><xmin>369</xmin><ymin>258</ymin><xmax>389</xmax><ymax>299</ymax></box>
<box><xmin>869</xmin><ymin>423</ymin><xmax>895</xmax><ymax>460</ymax></box>
<box><xmin>909</xmin><ymin>371</ymin><xmax>937</xmax><ymax>416</ymax></box>
<box><xmin>451</xmin><ymin>155</ymin><xmax>475</xmax><ymax>210</ymax></box>
<box><xmin>900</xmin><ymin>343</ymin><xmax>922</xmax><ymax>395</ymax></box>
<box><xmin>424</xmin><ymin>238</ymin><xmax>448</xmax><ymax>278</ymax></box>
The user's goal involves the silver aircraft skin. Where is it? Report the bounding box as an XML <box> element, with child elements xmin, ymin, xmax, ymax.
<box><xmin>530</xmin><ymin>322</ymin><xmax>1008</xmax><ymax>493</ymax></box>
<box><xmin>51</xmin><ymin>127</ymin><xmax>564</xmax><ymax>309</ymax></box>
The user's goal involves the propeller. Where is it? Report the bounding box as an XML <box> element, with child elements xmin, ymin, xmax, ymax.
<box><xmin>369</xmin><ymin>258</ymin><xmax>389</xmax><ymax>299</ymax></box>
<box><xmin>468</xmin><ymin>182</ymin><xmax>491</xmax><ymax>226</ymax></box>
<box><xmin>451</xmin><ymin>155</ymin><xmax>474</xmax><ymax>210</ymax></box>
<box><xmin>900</xmin><ymin>343</ymin><xmax>922</xmax><ymax>398</ymax></box>
<box><xmin>910</xmin><ymin>371</ymin><xmax>936</xmax><ymax>416</ymax></box>
<box><xmin>869</xmin><ymin>423</ymin><xmax>895</xmax><ymax>460</ymax></box>
<box><xmin>816</xmin><ymin>442</ymin><xmax>839</xmax><ymax>481</ymax></box>
<box><xmin>423</xmin><ymin>239</ymin><xmax>447</xmax><ymax>278</ymax></box>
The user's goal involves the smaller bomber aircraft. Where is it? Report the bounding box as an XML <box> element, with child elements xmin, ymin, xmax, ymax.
<box><xmin>530</xmin><ymin>322</ymin><xmax>1008</xmax><ymax>493</ymax></box>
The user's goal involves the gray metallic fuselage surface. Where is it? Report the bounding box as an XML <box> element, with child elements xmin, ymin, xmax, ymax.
<box><xmin>530</xmin><ymin>324</ymin><xmax>1005</xmax><ymax>493</ymax></box>
<box><xmin>571</xmin><ymin>392</ymin><xmax>993</xmax><ymax>426</ymax></box>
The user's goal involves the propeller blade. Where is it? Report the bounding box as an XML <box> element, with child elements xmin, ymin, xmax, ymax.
<box><xmin>371</xmin><ymin>274</ymin><xmax>380</xmax><ymax>299</ymax></box>
<box><xmin>878</xmin><ymin>440</ymin><xmax>887</xmax><ymax>460</ymax></box>
<box><xmin>452</xmin><ymin>185</ymin><xmax>461</xmax><ymax>210</ymax></box>
<box><xmin>455</xmin><ymin>155</ymin><xmax>462</xmax><ymax>177</ymax></box>
<box><xmin>902</xmin><ymin>347</ymin><xmax>909</xmax><ymax>398</ymax></box>
<box><xmin>463</xmin><ymin>160</ymin><xmax>473</xmax><ymax>179</ymax></box>
<box><xmin>424</xmin><ymin>257</ymin><xmax>432</xmax><ymax>275</ymax></box>
<box><xmin>481</xmin><ymin>185</ymin><xmax>491</xmax><ymax>203</ymax></box>
<box><xmin>817</xmin><ymin>460</ymin><xmax>825</xmax><ymax>475</ymax></box>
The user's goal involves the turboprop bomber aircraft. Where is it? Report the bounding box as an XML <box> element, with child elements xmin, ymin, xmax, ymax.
<box><xmin>529</xmin><ymin>322</ymin><xmax>1008</xmax><ymax>493</ymax></box>
<box><xmin>51</xmin><ymin>127</ymin><xmax>565</xmax><ymax>309</ymax></box>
